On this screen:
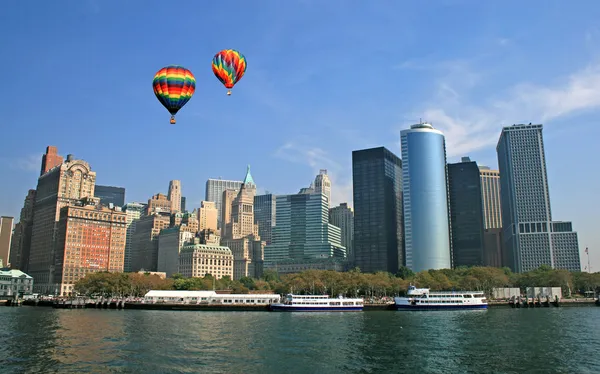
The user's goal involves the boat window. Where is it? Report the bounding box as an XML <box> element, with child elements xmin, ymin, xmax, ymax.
<box><xmin>464</xmin><ymin>294</ymin><xmax>472</xmax><ymax>298</ymax></box>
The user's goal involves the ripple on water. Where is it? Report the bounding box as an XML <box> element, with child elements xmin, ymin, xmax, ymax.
<box><xmin>1</xmin><ymin>307</ymin><xmax>599</xmax><ymax>373</ymax></box>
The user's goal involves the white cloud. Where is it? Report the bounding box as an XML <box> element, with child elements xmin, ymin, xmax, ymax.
<box><xmin>417</xmin><ymin>61</ymin><xmax>600</xmax><ymax>158</ymax></box>
<box><xmin>273</xmin><ymin>142</ymin><xmax>353</xmax><ymax>208</ymax></box>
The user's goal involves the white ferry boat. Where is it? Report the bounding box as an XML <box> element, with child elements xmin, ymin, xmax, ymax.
<box><xmin>269</xmin><ymin>294</ymin><xmax>364</xmax><ymax>312</ymax></box>
<box><xmin>394</xmin><ymin>285</ymin><xmax>488</xmax><ymax>311</ymax></box>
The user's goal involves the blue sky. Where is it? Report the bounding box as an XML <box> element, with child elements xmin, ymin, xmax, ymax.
<box><xmin>1</xmin><ymin>0</ymin><xmax>599</xmax><ymax>270</ymax></box>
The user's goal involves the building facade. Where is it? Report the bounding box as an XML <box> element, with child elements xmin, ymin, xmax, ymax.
<box><xmin>205</xmin><ymin>178</ymin><xmax>242</xmax><ymax>230</ymax></box>
<box><xmin>178</xmin><ymin>242</ymin><xmax>234</xmax><ymax>279</ymax></box>
<box><xmin>478</xmin><ymin>166</ymin><xmax>504</xmax><ymax>267</ymax></box>
<box><xmin>54</xmin><ymin>198</ymin><xmax>127</xmax><ymax>295</ymax></box>
<box><xmin>147</xmin><ymin>193</ymin><xmax>171</xmax><ymax>215</ymax></box>
<box><xmin>157</xmin><ymin>227</ymin><xmax>194</xmax><ymax>277</ymax></box>
<box><xmin>352</xmin><ymin>147</ymin><xmax>403</xmax><ymax>274</ymax></box>
<box><xmin>313</xmin><ymin>169</ymin><xmax>332</xmax><ymax>207</ymax></box>
<box><xmin>198</xmin><ymin>201</ymin><xmax>218</xmax><ymax>232</ymax></box>
<box><xmin>130</xmin><ymin>213</ymin><xmax>171</xmax><ymax>272</ymax></box>
<box><xmin>401</xmin><ymin>123</ymin><xmax>452</xmax><ymax>272</ymax></box>
<box><xmin>220</xmin><ymin>168</ymin><xmax>265</xmax><ymax>280</ymax></box>
<box><xmin>40</xmin><ymin>146</ymin><xmax>63</xmax><ymax>176</ymax></box>
<box><xmin>497</xmin><ymin>124</ymin><xmax>581</xmax><ymax>272</ymax></box>
<box><xmin>254</xmin><ymin>194</ymin><xmax>276</xmax><ymax>245</ymax></box>
<box><xmin>0</xmin><ymin>268</ymin><xmax>33</xmax><ymax>298</ymax></box>
<box><xmin>9</xmin><ymin>190</ymin><xmax>36</xmax><ymax>271</ymax></box>
<box><xmin>448</xmin><ymin>157</ymin><xmax>485</xmax><ymax>267</ymax></box>
<box><xmin>122</xmin><ymin>202</ymin><xmax>146</xmax><ymax>272</ymax></box>
<box><xmin>0</xmin><ymin>217</ymin><xmax>14</xmax><ymax>268</ymax></box>
<box><xmin>265</xmin><ymin>193</ymin><xmax>346</xmax><ymax>267</ymax></box>
<box><xmin>329</xmin><ymin>203</ymin><xmax>354</xmax><ymax>263</ymax></box>
<box><xmin>94</xmin><ymin>185</ymin><xmax>125</xmax><ymax>207</ymax></box>
<box><xmin>28</xmin><ymin>153</ymin><xmax>97</xmax><ymax>294</ymax></box>
<box><xmin>479</xmin><ymin>167</ymin><xmax>502</xmax><ymax>229</ymax></box>
<box><xmin>168</xmin><ymin>180</ymin><xmax>182</xmax><ymax>213</ymax></box>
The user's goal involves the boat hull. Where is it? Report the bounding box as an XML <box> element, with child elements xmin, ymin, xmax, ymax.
<box><xmin>269</xmin><ymin>304</ymin><xmax>363</xmax><ymax>312</ymax></box>
<box><xmin>395</xmin><ymin>304</ymin><xmax>488</xmax><ymax>311</ymax></box>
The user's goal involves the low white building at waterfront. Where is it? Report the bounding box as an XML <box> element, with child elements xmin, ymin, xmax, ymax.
<box><xmin>492</xmin><ymin>288</ymin><xmax>521</xmax><ymax>299</ymax></box>
<box><xmin>526</xmin><ymin>287</ymin><xmax>562</xmax><ymax>300</ymax></box>
<box><xmin>0</xmin><ymin>268</ymin><xmax>33</xmax><ymax>298</ymax></box>
<box><xmin>143</xmin><ymin>290</ymin><xmax>280</xmax><ymax>305</ymax></box>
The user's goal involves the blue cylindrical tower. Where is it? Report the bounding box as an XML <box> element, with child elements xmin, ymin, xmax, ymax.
<box><xmin>401</xmin><ymin>123</ymin><xmax>452</xmax><ymax>272</ymax></box>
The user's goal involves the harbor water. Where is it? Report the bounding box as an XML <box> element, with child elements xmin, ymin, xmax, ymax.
<box><xmin>0</xmin><ymin>306</ymin><xmax>599</xmax><ymax>373</ymax></box>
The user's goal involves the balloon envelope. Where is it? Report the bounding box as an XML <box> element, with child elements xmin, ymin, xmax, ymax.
<box><xmin>152</xmin><ymin>65</ymin><xmax>196</xmax><ymax>122</ymax></box>
<box><xmin>212</xmin><ymin>49</ymin><xmax>247</xmax><ymax>92</ymax></box>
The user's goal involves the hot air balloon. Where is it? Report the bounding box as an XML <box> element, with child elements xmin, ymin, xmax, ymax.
<box><xmin>212</xmin><ymin>49</ymin><xmax>247</xmax><ymax>95</ymax></box>
<box><xmin>152</xmin><ymin>65</ymin><xmax>196</xmax><ymax>124</ymax></box>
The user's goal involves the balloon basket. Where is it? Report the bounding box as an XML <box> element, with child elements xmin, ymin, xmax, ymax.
<box><xmin>170</xmin><ymin>116</ymin><xmax>176</xmax><ymax>124</ymax></box>
<box><xmin>227</xmin><ymin>90</ymin><xmax>232</xmax><ymax>96</ymax></box>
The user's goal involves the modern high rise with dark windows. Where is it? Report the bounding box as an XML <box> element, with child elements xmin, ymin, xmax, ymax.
<box><xmin>401</xmin><ymin>123</ymin><xmax>452</xmax><ymax>272</ymax></box>
<box><xmin>265</xmin><ymin>192</ymin><xmax>345</xmax><ymax>266</ymax></box>
<box><xmin>94</xmin><ymin>185</ymin><xmax>125</xmax><ymax>207</ymax></box>
<box><xmin>254</xmin><ymin>193</ymin><xmax>276</xmax><ymax>245</ymax></box>
<box><xmin>448</xmin><ymin>157</ymin><xmax>485</xmax><ymax>267</ymax></box>
<box><xmin>497</xmin><ymin>124</ymin><xmax>581</xmax><ymax>272</ymax></box>
<box><xmin>352</xmin><ymin>147</ymin><xmax>403</xmax><ymax>273</ymax></box>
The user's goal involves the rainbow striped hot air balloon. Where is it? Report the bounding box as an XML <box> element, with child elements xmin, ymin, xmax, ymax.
<box><xmin>212</xmin><ymin>49</ymin><xmax>247</xmax><ymax>95</ymax></box>
<box><xmin>152</xmin><ymin>65</ymin><xmax>196</xmax><ymax>124</ymax></box>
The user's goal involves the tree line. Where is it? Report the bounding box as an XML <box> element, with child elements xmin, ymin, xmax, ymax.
<box><xmin>73</xmin><ymin>265</ymin><xmax>600</xmax><ymax>299</ymax></box>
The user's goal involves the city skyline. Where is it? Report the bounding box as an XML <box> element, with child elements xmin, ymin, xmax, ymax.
<box><xmin>0</xmin><ymin>1</ymin><xmax>599</xmax><ymax>270</ymax></box>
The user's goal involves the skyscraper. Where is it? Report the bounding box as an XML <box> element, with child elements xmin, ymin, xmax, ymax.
<box><xmin>314</xmin><ymin>169</ymin><xmax>331</xmax><ymax>206</ymax></box>
<box><xmin>479</xmin><ymin>166</ymin><xmax>504</xmax><ymax>267</ymax></box>
<box><xmin>55</xmin><ymin>197</ymin><xmax>127</xmax><ymax>295</ymax></box>
<box><xmin>40</xmin><ymin>146</ymin><xmax>63</xmax><ymax>176</ymax></box>
<box><xmin>206</xmin><ymin>178</ymin><xmax>242</xmax><ymax>229</ymax></box>
<box><xmin>94</xmin><ymin>185</ymin><xmax>126</xmax><ymax>207</ymax></box>
<box><xmin>254</xmin><ymin>194</ymin><xmax>276</xmax><ymax>245</ymax></box>
<box><xmin>9</xmin><ymin>190</ymin><xmax>36</xmax><ymax>271</ymax></box>
<box><xmin>29</xmin><ymin>153</ymin><xmax>97</xmax><ymax>294</ymax></box>
<box><xmin>479</xmin><ymin>167</ymin><xmax>502</xmax><ymax>229</ymax></box>
<box><xmin>329</xmin><ymin>203</ymin><xmax>354</xmax><ymax>263</ymax></box>
<box><xmin>352</xmin><ymin>147</ymin><xmax>403</xmax><ymax>273</ymax></box>
<box><xmin>448</xmin><ymin>157</ymin><xmax>485</xmax><ymax>267</ymax></box>
<box><xmin>401</xmin><ymin>123</ymin><xmax>452</xmax><ymax>272</ymax></box>
<box><xmin>122</xmin><ymin>202</ymin><xmax>147</xmax><ymax>272</ymax></box>
<box><xmin>198</xmin><ymin>201</ymin><xmax>218</xmax><ymax>231</ymax></box>
<box><xmin>220</xmin><ymin>166</ymin><xmax>264</xmax><ymax>279</ymax></box>
<box><xmin>168</xmin><ymin>180</ymin><xmax>182</xmax><ymax>213</ymax></box>
<box><xmin>497</xmin><ymin>124</ymin><xmax>581</xmax><ymax>272</ymax></box>
<box><xmin>265</xmin><ymin>193</ymin><xmax>345</xmax><ymax>266</ymax></box>
<box><xmin>0</xmin><ymin>216</ymin><xmax>14</xmax><ymax>267</ymax></box>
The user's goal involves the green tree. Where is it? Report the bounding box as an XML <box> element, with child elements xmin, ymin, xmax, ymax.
<box><xmin>396</xmin><ymin>266</ymin><xmax>415</xmax><ymax>280</ymax></box>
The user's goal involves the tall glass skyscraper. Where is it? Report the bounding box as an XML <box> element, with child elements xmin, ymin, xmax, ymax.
<box><xmin>497</xmin><ymin>124</ymin><xmax>581</xmax><ymax>272</ymax></box>
<box><xmin>352</xmin><ymin>147</ymin><xmax>403</xmax><ymax>273</ymax></box>
<box><xmin>401</xmin><ymin>123</ymin><xmax>452</xmax><ymax>272</ymax></box>
<box><xmin>448</xmin><ymin>157</ymin><xmax>485</xmax><ymax>267</ymax></box>
<box><xmin>254</xmin><ymin>194</ymin><xmax>276</xmax><ymax>245</ymax></box>
<box><xmin>265</xmin><ymin>193</ymin><xmax>345</xmax><ymax>265</ymax></box>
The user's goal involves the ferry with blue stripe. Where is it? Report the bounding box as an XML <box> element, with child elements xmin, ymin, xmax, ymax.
<box><xmin>269</xmin><ymin>294</ymin><xmax>364</xmax><ymax>312</ymax></box>
<box><xmin>394</xmin><ymin>285</ymin><xmax>488</xmax><ymax>311</ymax></box>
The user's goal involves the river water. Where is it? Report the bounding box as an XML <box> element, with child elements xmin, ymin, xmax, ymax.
<box><xmin>0</xmin><ymin>306</ymin><xmax>598</xmax><ymax>373</ymax></box>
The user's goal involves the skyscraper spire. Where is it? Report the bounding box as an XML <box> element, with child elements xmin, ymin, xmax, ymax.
<box><xmin>243</xmin><ymin>164</ymin><xmax>255</xmax><ymax>186</ymax></box>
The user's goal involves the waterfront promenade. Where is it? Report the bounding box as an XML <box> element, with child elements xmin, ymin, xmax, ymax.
<box><xmin>11</xmin><ymin>297</ymin><xmax>598</xmax><ymax>311</ymax></box>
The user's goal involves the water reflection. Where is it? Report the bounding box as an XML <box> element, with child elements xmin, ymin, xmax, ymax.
<box><xmin>0</xmin><ymin>307</ymin><xmax>599</xmax><ymax>373</ymax></box>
